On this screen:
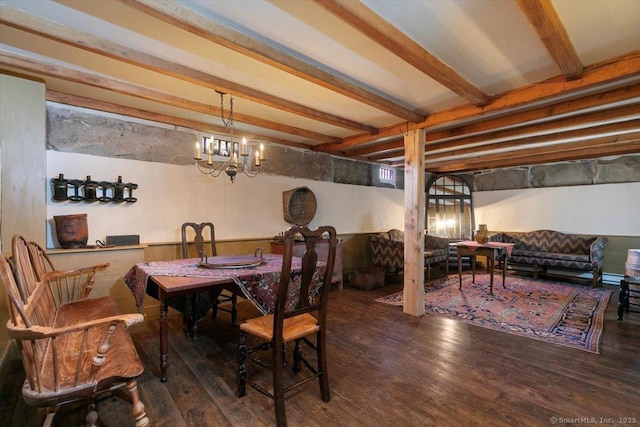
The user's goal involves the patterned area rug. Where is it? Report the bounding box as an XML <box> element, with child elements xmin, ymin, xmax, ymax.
<box><xmin>375</xmin><ymin>274</ymin><xmax>613</xmax><ymax>353</ymax></box>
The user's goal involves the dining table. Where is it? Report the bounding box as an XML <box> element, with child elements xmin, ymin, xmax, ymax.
<box><xmin>123</xmin><ymin>253</ymin><xmax>325</xmax><ymax>382</ymax></box>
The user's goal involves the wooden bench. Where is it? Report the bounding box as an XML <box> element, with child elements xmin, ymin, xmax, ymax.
<box><xmin>1</xmin><ymin>235</ymin><xmax>149</xmax><ymax>427</ymax></box>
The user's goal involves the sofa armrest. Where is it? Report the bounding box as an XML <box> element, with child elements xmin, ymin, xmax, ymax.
<box><xmin>424</xmin><ymin>235</ymin><xmax>449</xmax><ymax>250</ymax></box>
<box><xmin>590</xmin><ymin>236</ymin><xmax>608</xmax><ymax>268</ymax></box>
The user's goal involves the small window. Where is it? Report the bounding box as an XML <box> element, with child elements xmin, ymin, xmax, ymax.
<box><xmin>379</xmin><ymin>166</ymin><xmax>396</xmax><ymax>187</ymax></box>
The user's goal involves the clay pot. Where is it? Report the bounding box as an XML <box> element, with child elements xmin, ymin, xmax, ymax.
<box><xmin>54</xmin><ymin>213</ymin><xmax>88</xmax><ymax>249</ymax></box>
<box><xmin>474</xmin><ymin>224</ymin><xmax>489</xmax><ymax>244</ymax></box>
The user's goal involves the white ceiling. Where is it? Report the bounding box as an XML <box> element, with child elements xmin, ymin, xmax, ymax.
<box><xmin>1</xmin><ymin>0</ymin><xmax>639</xmax><ymax>172</ymax></box>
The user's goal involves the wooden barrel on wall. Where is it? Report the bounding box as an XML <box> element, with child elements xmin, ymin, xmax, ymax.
<box><xmin>626</xmin><ymin>249</ymin><xmax>640</xmax><ymax>279</ymax></box>
<box><xmin>283</xmin><ymin>186</ymin><xmax>317</xmax><ymax>226</ymax></box>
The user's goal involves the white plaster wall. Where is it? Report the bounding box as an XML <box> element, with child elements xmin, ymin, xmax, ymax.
<box><xmin>46</xmin><ymin>151</ymin><xmax>404</xmax><ymax>248</ymax></box>
<box><xmin>473</xmin><ymin>183</ymin><xmax>640</xmax><ymax>236</ymax></box>
<box><xmin>1</xmin><ymin>74</ymin><xmax>47</xmax><ymax>252</ymax></box>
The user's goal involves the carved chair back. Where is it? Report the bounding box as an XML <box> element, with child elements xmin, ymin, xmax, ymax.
<box><xmin>181</xmin><ymin>222</ymin><xmax>216</xmax><ymax>259</ymax></box>
<box><xmin>274</xmin><ymin>225</ymin><xmax>337</xmax><ymax>344</ymax></box>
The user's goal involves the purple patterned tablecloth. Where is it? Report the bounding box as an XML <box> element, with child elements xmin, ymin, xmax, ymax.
<box><xmin>123</xmin><ymin>254</ymin><xmax>325</xmax><ymax>315</ymax></box>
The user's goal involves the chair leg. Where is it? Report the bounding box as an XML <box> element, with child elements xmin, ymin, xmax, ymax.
<box><xmin>126</xmin><ymin>379</ymin><xmax>149</xmax><ymax>427</ymax></box>
<box><xmin>293</xmin><ymin>339</ymin><xmax>302</xmax><ymax>373</ymax></box>
<box><xmin>236</xmin><ymin>331</ymin><xmax>247</xmax><ymax>398</ymax></box>
<box><xmin>230</xmin><ymin>293</ymin><xmax>237</xmax><ymax>325</ymax></box>
<box><xmin>212</xmin><ymin>294</ymin><xmax>219</xmax><ymax>321</ymax></box>
<box><xmin>592</xmin><ymin>269</ymin><xmax>601</xmax><ymax>287</ymax></box>
<box><xmin>317</xmin><ymin>330</ymin><xmax>330</xmax><ymax>403</ymax></box>
<box><xmin>273</xmin><ymin>342</ymin><xmax>287</xmax><ymax>427</ymax></box>
<box><xmin>42</xmin><ymin>407</ymin><xmax>58</xmax><ymax>427</ymax></box>
<box><xmin>190</xmin><ymin>293</ymin><xmax>199</xmax><ymax>340</ymax></box>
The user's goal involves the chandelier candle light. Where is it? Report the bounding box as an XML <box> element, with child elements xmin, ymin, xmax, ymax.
<box><xmin>193</xmin><ymin>92</ymin><xmax>265</xmax><ymax>183</ymax></box>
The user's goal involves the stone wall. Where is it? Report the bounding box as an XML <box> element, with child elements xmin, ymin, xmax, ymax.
<box><xmin>47</xmin><ymin>103</ymin><xmax>638</xmax><ymax>193</ymax></box>
<box><xmin>473</xmin><ymin>155</ymin><xmax>640</xmax><ymax>191</ymax></box>
<box><xmin>46</xmin><ymin>105</ymin><xmax>402</xmax><ymax>189</ymax></box>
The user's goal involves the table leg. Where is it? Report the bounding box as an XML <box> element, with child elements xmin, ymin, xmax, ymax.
<box><xmin>488</xmin><ymin>251</ymin><xmax>494</xmax><ymax>295</ymax></box>
<box><xmin>159</xmin><ymin>294</ymin><xmax>169</xmax><ymax>382</ymax></box>
<box><xmin>458</xmin><ymin>250</ymin><xmax>463</xmax><ymax>290</ymax></box>
<box><xmin>471</xmin><ymin>255</ymin><xmax>476</xmax><ymax>283</ymax></box>
<box><xmin>502</xmin><ymin>252</ymin><xmax>508</xmax><ymax>289</ymax></box>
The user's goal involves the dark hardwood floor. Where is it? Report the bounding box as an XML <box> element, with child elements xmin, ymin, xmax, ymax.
<box><xmin>2</xmin><ymin>270</ymin><xmax>639</xmax><ymax>427</ymax></box>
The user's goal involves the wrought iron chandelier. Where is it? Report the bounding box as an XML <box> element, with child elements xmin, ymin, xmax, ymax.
<box><xmin>193</xmin><ymin>91</ymin><xmax>265</xmax><ymax>183</ymax></box>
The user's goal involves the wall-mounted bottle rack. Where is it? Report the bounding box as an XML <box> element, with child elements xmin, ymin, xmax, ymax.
<box><xmin>51</xmin><ymin>174</ymin><xmax>138</xmax><ymax>203</ymax></box>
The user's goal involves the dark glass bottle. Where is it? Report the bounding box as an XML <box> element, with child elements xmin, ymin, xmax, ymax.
<box><xmin>83</xmin><ymin>175</ymin><xmax>97</xmax><ymax>202</ymax></box>
<box><xmin>113</xmin><ymin>175</ymin><xmax>125</xmax><ymax>202</ymax></box>
<box><xmin>52</xmin><ymin>173</ymin><xmax>68</xmax><ymax>201</ymax></box>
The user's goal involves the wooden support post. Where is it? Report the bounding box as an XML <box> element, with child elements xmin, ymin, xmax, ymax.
<box><xmin>403</xmin><ymin>128</ymin><xmax>426</xmax><ymax>316</ymax></box>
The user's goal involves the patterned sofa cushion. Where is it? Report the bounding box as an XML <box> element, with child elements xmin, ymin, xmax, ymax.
<box><xmin>511</xmin><ymin>249</ymin><xmax>591</xmax><ymax>263</ymax></box>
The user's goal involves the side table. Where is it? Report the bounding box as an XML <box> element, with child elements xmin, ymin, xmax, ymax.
<box><xmin>618</xmin><ymin>277</ymin><xmax>640</xmax><ymax>321</ymax></box>
<box><xmin>455</xmin><ymin>241</ymin><xmax>515</xmax><ymax>295</ymax></box>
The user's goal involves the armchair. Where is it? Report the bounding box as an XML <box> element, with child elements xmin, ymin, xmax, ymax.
<box><xmin>369</xmin><ymin>229</ymin><xmax>449</xmax><ymax>280</ymax></box>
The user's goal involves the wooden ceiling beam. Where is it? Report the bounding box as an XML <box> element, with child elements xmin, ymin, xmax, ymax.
<box><xmin>314</xmin><ymin>0</ymin><xmax>489</xmax><ymax>106</ymax></box>
<box><xmin>424</xmin><ymin>84</ymin><xmax>640</xmax><ymax>144</ymax></box>
<box><xmin>425</xmin><ymin>120</ymin><xmax>640</xmax><ymax>161</ymax></box>
<box><xmin>0</xmin><ymin>50</ymin><xmax>340</xmax><ymax>144</ymax></box>
<box><xmin>0</xmin><ymin>5</ymin><xmax>376</xmax><ymax>134</ymax></box>
<box><xmin>424</xmin><ymin>133</ymin><xmax>640</xmax><ymax>172</ymax></box>
<box><xmin>516</xmin><ymin>0</ymin><xmax>583</xmax><ymax>80</ymax></box>
<box><xmin>120</xmin><ymin>0</ymin><xmax>425</xmax><ymax>123</ymax></box>
<box><xmin>46</xmin><ymin>91</ymin><xmax>311</xmax><ymax>150</ymax></box>
<box><xmin>348</xmin><ymin>138</ymin><xmax>403</xmax><ymax>157</ymax></box>
<box><xmin>343</xmin><ymin>85</ymin><xmax>640</xmax><ymax>159</ymax></box>
<box><xmin>424</xmin><ymin>104</ymin><xmax>640</xmax><ymax>152</ymax></box>
<box><xmin>368</xmin><ymin>116</ymin><xmax>640</xmax><ymax>163</ymax></box>
<box><xmin>366</xmin><ymin>149</ymin><xmax>405</xmax><ymax>163</ymax></box>
<box><xmin>318</xmin><ymin>51</ymin><xmax>640</xmax><ymax>152</ymax></box>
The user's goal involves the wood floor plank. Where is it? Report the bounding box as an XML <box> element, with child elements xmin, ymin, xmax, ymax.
<box><xmin>3</xmin><ymin>271</ymin><xmax>639</xmax><ymax>426</ymax></box>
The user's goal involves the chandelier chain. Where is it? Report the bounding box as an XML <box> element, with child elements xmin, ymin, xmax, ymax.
<box><xmin>219</xmin><ymin>92</ymin><xmax>234</xmax><ymax>136</ymax></box>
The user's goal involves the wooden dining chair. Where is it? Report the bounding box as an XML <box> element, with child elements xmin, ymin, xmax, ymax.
<box><xmin>236</xmin><ymin>225</ymin><xmax>337</xmax><ymax>427</ymax></box>
<box><xmin>25</xmin><ymin>239</ymin><xmax>109</xmax><ymax>304</ymax></box>
<box><xmin>4</xmin><ymin>235</ymin><xmax>148</xmax><ymax>427</ymax></box>
<box><xmin>181</xmin><ymin>222</ymin><xmax>238</xmax><ymax>336</ymax></box>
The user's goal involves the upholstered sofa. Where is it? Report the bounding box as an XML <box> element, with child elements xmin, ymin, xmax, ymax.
<box><xmin>489</xmin><ymin>230</ymin><xmax>608</xmax><ymax>287</ymax></box>
<box><xmin>369</xmin><ymin>229</ymin><xmax>449</xmax><ymax>280</ymax></box>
